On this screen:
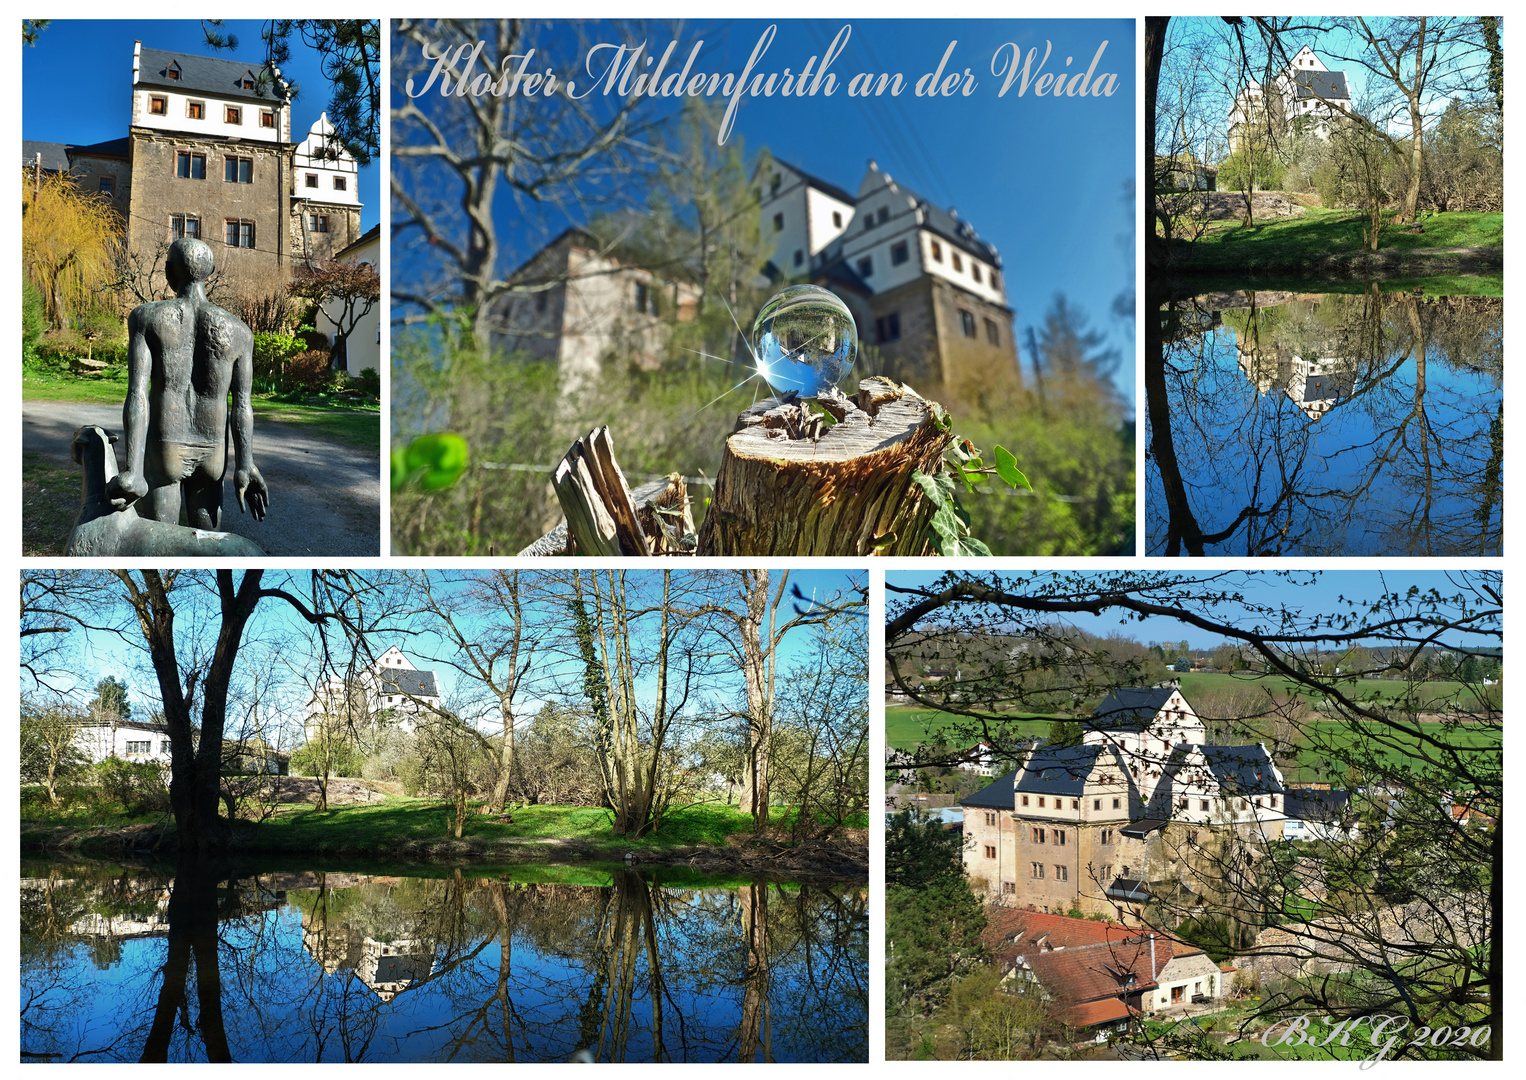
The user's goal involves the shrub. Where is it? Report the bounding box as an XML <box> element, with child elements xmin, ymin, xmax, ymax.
<box><xmin>252</xmin><ymin>331</ymin><xmax>307</xmax><ymax>386</ymax></box>
<box><xmin>284</xmin><ymin>349</ymin><xmax>336</xmax><ymax>393</ymax></box>
<box><xmin>353</xmin><ymin>367</ymin><xmax>381</xmax><ymax>398</ymax></box>
<box><xmin>36</xmin><ymin>328</ymin><xmax>88</xmax><ymax>360</ymax></box>
<box><xmin>22</xmin><ymin>282</ymin><xmax>47</xmax><ymax>346</ymax></box>
<box><xmin>89</xmin><ymin>758</ymin><xmax>171</xmax><ymax>815</ymax></box>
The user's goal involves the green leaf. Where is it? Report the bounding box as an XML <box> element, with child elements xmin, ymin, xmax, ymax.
<box><xmin>404</xmin><ymin>433</ymin><xmax>469</xmax><ymax>491</ymax></box>
<box><xmin>960</xmin><ymin>535</ymin><xmax>993</xmax><ymax>557</ymax></box>
<box><xmin>910</xmin><ymin>469</ymin><xmax>944</xmax><ymax>506</ymax></box>
<box><xmin>390</xmin><ymin>447</ymin><xmax>409</xmax><ymax>491</ymax></box>
<box><xmin>993</xmin><ymin>445</ymin><xmax>1032</xmax><ymax>491</ymax></box>
<box><xmin>928</xmin><ymin>501</ymin><xmax>965</xmax><ymax>555</ymax></box>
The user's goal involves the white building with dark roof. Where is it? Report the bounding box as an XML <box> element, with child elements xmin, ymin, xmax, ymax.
<box><xmin>304</xmin><ymin>646</ymin><xmax>443</xmax><ymax>739</ymax></box>
<box><xmin>1228</xmin><ymin>46</ymin><xmax>1352</xmax><ymax>152</ymax></box>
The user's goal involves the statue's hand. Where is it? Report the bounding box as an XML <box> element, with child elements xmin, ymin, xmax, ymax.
<box><xmin>105</xmin><ymin>470</ymin><xmax>149</xmax><ymax>510</ymax></box>
<box><xmin>235</xmin><ymin>465</ymin><xmax>269</xmax><ymax>522</ymax></box>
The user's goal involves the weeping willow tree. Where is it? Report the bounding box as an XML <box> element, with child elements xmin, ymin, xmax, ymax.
<box><xmin>22</xmin><ymin>172</ymin><xmax>123</xmax><ymax>327</ymax></box>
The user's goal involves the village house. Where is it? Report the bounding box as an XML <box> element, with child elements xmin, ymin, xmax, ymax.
<box><xmin>1282</xmin><ymin>788</ymin><xmax>1358</xmax><ymax>842</ymax></box>
<box><xmin>961</xmin><ymin>685</ymin><xmax>1285</xmax><ymax>917</ymax></box>
<box><xmin>73</xmin><ymin>716</ymin><xmax>288</xmax><ymax>774</ymax></box>
<box><xmin>1227</xmin><ymin>45</ymin><xmax>1352</xmax><ymax>152</ymax></box>
<box><xmin>983</xmin><ymin>909</ymin><xmax>1225</xmax><ymax>1039</ymax></box>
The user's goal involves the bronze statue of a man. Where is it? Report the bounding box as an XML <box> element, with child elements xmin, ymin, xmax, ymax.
<box><xmin>106</xmin><ymin>237</ymin><xmax>268</xmax><ymax>527</ymax></box>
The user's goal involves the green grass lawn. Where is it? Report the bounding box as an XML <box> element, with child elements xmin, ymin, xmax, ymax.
<box><xmin>1170</xmin><ymin>207</ymin><xmax>1503</xmax><ymax>274</ymax></box>
<box><xmin>886</xmin><ymin>706</ymin><xmax>1058</xmax><ymax>751</ymax></box>
<box><xmin>1173</xmin><ymin>672</ymin><xmax>1478</xmax><ymax>710</ymax></box>
<box><xmin>22</xmin><ymin>453</ymin><xmax>82</xmax><ymax>557</ymax></box>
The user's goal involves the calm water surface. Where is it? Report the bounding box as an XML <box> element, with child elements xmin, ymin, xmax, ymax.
<box><xmin>1147</xmin><ymin>288</ymin><xmax>1502</xmax><ymax>556</ymax></box>
<box><xmin>19</xmin><ymin>862</ymin><xmax>867</xmax><ymax>1063</ymax></box>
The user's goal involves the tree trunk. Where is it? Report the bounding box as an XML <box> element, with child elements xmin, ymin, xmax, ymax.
<box><xmin>697</xmin><ymin>380</ymin><xmax>951</xmax><ymax>556</ymax></box>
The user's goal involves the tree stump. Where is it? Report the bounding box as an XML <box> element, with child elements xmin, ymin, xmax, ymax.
<box><xmin>695</xmin><ymin>378</ymin><xmax>952</xmax><ymax>556</ymax></box>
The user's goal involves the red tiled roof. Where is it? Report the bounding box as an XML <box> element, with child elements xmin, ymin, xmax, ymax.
<box><xmin>1058</xmin><ymin>996</ymin><xmax>1139</xmax><ymax>1028</ymax></box>
<box><xmin>987</xmin><ymin>908</ymin><xmax>1206</xmax><ymax>1007</ymax></box>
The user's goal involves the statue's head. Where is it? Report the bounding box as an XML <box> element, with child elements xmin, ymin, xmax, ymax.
<box><xmin>165</xmin><ymin>238</ymin><xmax>216</xmax><ymax>292</ymax></box>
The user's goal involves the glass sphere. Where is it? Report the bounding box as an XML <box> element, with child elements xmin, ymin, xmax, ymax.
<box><xmin>751</xmin><ymin>285</ymin><xmax>858</xmax><ymax>398</ymax></box>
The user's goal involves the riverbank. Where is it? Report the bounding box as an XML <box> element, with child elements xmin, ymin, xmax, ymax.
<box><xmin>20</xmin><ymin>788</ymin><xmax>870</xmax><ymax>880</ymax></box>
<box><xmin>1158</xmin><ymin>208</ymin><xmax>1503</xmax><ymax>279</ymax></box>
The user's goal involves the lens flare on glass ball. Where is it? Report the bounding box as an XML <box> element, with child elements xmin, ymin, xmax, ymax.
<box><xmin>751</xmin><ymin>285</ymin><xmax>858</xmax><ymax>398</ymax></box>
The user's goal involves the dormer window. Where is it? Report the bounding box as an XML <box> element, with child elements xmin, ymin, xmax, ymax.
<box><xmin>832</xmin><ymin>211</ymin><xmax>842</xmax><ymax>228</ymax></box>
<box><xmin>241</xmin><ymin>72</ymin><xmax>257</xmax><ymax>90</ymax></box>
<box><xmin>166</xmin><ymin>62</ymin><xmax>181</xmax><ymax>80</ymax></box>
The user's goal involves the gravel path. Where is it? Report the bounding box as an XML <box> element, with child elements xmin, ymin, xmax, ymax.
<box><xmin>25</xmin><ymin>401</ymin><xmax>380</xmax><ymax>556</ymax></box>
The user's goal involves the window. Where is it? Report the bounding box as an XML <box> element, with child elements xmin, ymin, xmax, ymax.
<box><xmin>1113</xmin><ymin>798</ymin><xmax>1122</xmax><ymax>809</ymax></box>
<box><xmin>1194</xmin><ymin>981</ymin><xmax>1202</xmax><ymax>995</ymax></box>
<box><xmin>160</xmin><ymin>742</ymin><xmax>171</xmax><ymax>754</ymax></box>
<box><xmin>1172</xmin><ymin>986</ymin><xmax>1185</xmax><ymax>1004</ymax></box>
<box><xmin>187</xmin><ymin>101</ymin><xmax>205</xmax><ymax>120</ymax></box>
<box><xmin>1021</xmin><ymin>795</ymin><xmax>1029</xmax><ymax>806</ymax></box>
<box><xmin>1031</xmin><ymin>863</ymin><xmax>1044</xmax><ymax>879</ymax></box>
<box><xmin>242</xmin><ymin>76</ymin><xmax>256</xmax><ymax>90</ymax></box>
<box><xmin>633</xmin><ymin>281</ymin><xmax>656</xmax><ymax>315</ymax></box>
<box><xmin>984</xmin><ymin>318</ymin><xmax>1001</xmax><ymax>346</ymax></box>
<box><xmin>1031</xmin><ymin>827</ymin><xmax>1044</xmax><ymax>844</ymax></box>
<box><xmin>1100</xmin><ymin>863</ymin><xmax>1112</xmax><ymax>879</ymax></box>
<box><xmin>169</xmin><ymin>214</ymin><xmax>200</xmax><ymax>240</ymax></box>
<box><xmin>772</xmin><ymin>212</ymin><xmax>784</xmax><ymax>232</ymax></box>
<box><xmin>1178</xmin><ymin>797</ymin><xmax>1188</xmax><ymax>810</ymax></box>
<box><xmin>1071</xmin><ymin>799</ymin><xmax>1080</xmax><ymax>809</ymax></box>
<box><xmin>1094</xmin><ymin>799</ymin><xmax>1101</xmax><ymax>810</ymax></box>
<box><xmin>225</xmin><ymin>156</ymin><xmax>253</xmax><ymax>183</ymax></box>
<box><xmin>1200</xmin><ymin>799</ymin><xmax>1210</xmax><ymax>811</ymax></box>
<box><xmin>984</xmin><ymin>845</ymin><xmax>997</xmax><ymax>859</ymax></box>
<box><xmin>985</xmin><ymin>812</ymin><xmax>997</xmax><ymax>826</ymax></box>
<box><xmin>770</xmin><ymin>173</ymin><xmax>781</xmax><ymax>194</ymax></box>
<box><xmin>793</xmin><ymin>249</ymin><xmax>804</xmax><ymax>267</ymax></box>
<box><xmin>149</xmin><ymin>95</ymin><xmax>167</xmax><ymax>115</ymax></box>
<box><xmin>972</xmin><ymin>263</ymin><xmax>983</xmax><ymax>283</ymax></box>
<box><xmin>166</xmin><ymin>64</ymin><xmax>180</xmax><ymax>81</ymax></box>
<box><xmin>1055</xmin><ymin>830</ymin><xmax>1066</xmax><ymax>846</ymax></box>
<box><xmin>991</xmin><ymin>269</ymin><xmax>1001</xmax><ymax>290</ymax></box>
<box><xmin>856</xmin><ymin>256</ymin><xmax>873</xmax><ymax>278</ymax></box>
<box><xmin>877</xmin><ymin>206</ymin><xmax>889</xmax><ymax>224</ymax></box>
<box><xmin>309</xmin><ymin>214</ymin><xmax>330</xmax><ymax>233</ymax></box>
<box><xmin>176</xmin><ymin>151</ymin><xmax>205</xmax><ymax>179</ymax></box>
<box><xmin>305</xmin><ymin>173</ymin><xmax>319</xmax><ymax>188</ymax></box>
<box><xmin>1271</xmin><ymin>795</ymin><xmax>1278</xmax><ymax>808</ymax></box>
<box><xmin>1001</xmin><ymin>881</ymin><xmax>1016</xmax><ymax>894</ymax></box>
<box><xmin>930</xmin><ymin>240</ymin><xmax>943</xmax><ymax>262</ymax></box>
<box><xmin>1055</xmin><ymin>865</ymin><xmax>1068</xmax><ymax>881</ymax></box>
<box><xmin>99</xmin><ymin>176</ymin><xmax>115</xmax><ymax>195</ymax></box>
<box><xmin>958</xmin><ymin>309</ymin><xmax>976</xmax><ymax>338</ymax></box>
<box><xmin>952</xmin><ymin>252</ymin><xmax>964</xmax><ymax>271</ymax></box>
<box><xmin>225</xmin><ymin>219</ymin><xmax>256</xmax><ymax>248</ymax></box>
<box><xmin>333</xmin><ymin>176</ymin><xmax>347</xmax><ymax>191</ymax></box>
<box><xmin>832</xmin><ymin>210</ymin><xmax>842</xmax><ymax>228</ymax></box>
<box><xmin>260</xmin><ymin>110</ymin><xmax>275</xmax><ymax>129</ymax></box>
<box><xmin>1122</xmin><ymin>865</ymin><xmax>1132</xmax><ymax>877</ymax></box>
<box><xmin>891</xmin><ymin>240</ymin><xmax>909</xmax><ymax>265</ymax></box>
<box><xmin>126</xmin><ymin>741</ymin><xmax>151</xmax><ymax>754</ymax></box>
<box><xmin>1236</xmin><ymin>798</ymin><xmax>1246</xmax><ymax>810</ymax></box>
<box><xmin>534</xmin><ymin>291</ymin><xmax>548</xmax><ymax>314</ymax></box>
<box><xmin>225</xmin><ymin>105</ymin><xmax>242</xmax><ymax>125</ymax></box>
<box><xmin>875</xmin><ymin>313</ymin><xmax>901</xmax><ymax>342</ymax></box>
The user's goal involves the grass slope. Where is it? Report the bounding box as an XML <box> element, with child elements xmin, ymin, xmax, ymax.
<box><xmin>1168</xmin><ymin>208</ymin><xmax>1503</xmax><ymax>276</ymax></box>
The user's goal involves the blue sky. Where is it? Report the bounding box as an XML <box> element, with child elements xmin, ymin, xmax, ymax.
<box><xmin>886</xmin><ymin>570</ymin><xmax>1498</xmax><ymax>651</ymax></box>
<box><xmin>22</xmin><ymin>19</ymin><xmax>379</xmax><ymax>231</ymax></box>
<box><xmin>393</xmin><ymin>18</ymin><xmax>1135</xmax><ymax>406</ymax></box>
<box><xmin>44</xmin><ymin>569</ymin><xmax>864</xmax><ymax>727</ymax></box>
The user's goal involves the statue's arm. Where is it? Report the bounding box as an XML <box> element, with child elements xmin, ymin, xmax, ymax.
<box><xmin>107</xmin><ymin>312</ymin><xmax>152</xmax><ymax>507</ymax></box>
<box><xmin>230</xmin><ymin>331</ymin><xmax>268</xmax><ymax>519</ymax></box>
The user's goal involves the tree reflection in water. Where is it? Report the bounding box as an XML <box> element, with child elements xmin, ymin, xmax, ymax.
<box><xmin>19</xmin><ymin>863</ymin><xmax>868</xmax><ymax>1063</ymax></box>
<box><xmin>1147</xmin><ymin>287</ymin><xmax>1502</xmax><ymax>555</ymax></box>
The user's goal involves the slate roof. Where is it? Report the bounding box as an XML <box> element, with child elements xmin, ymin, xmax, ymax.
<box><xmin>22</xmin><ymin>140</ymin><xmax>71</xmax><ymax>172</ymax></box>
<box><xmin>1292</xmin><ymin>70</ymin><xmax>1350</xmax><ymax>102</ymax></box>
<box><xmin>1284</xmin><ymin>788</ymin><xmax>1349</xmax><ymax>822</ymax></box>
<box><xmin>377</xmin><ymin>667</ymin><xmax>440</xmax><ymax>700</ymax></box>
<box><xmin>1121</xmin><ymin>818</ymin><xmax>1169</xmax><ymax>839</ymax></box>
<box><xmin>137</xmin><ymin>46</ymin><xmax>288</xmax><ymax>103</ymax></box>
<box><xmin>1015</xmin><ymin>744</ymin><xmax>1102</xmax><ymax>797</ymax></box>
<box><xmin>781</xmin><ymin>163</ymin><xmax>857</xmax><ymax>207</ymax></box>
<box><xmin>1104</xmin><ymin>877</ymin><xmax>1151</xmax><ymax>902</ymax></box>
<box><xmin>1303</xmin><ymin>369</ymin><xmax>1353</xmax><ymax>402</ymax></box>
<box><xmin>1091</xmin><ymin>687</ymin><xmax>1176</xmax><ymax>731</ymax></box>
<box><xmin>69</xmin><ymin>138</ymin><xmax>130</xmax><ymax>160</ymax></box>
<box><xmin>960</xmin><ymin>768</ymin><xmax>1018</xmax><ymax>810</ymax></box>
<box><xmin>1200</xmin><ymin>744</ymin><xmax>1283</xmax><ymax>795</ymax></box>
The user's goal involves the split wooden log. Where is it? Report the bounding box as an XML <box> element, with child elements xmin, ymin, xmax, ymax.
<box><xmin>695</xmin><ymin>377</ymin><xmax>953</xmax><ymax>556</ymax></box>
<box><xmin>550</xmin><ymin>427</ymin><xmax>650</xmax><ymax>556</ymax></box>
